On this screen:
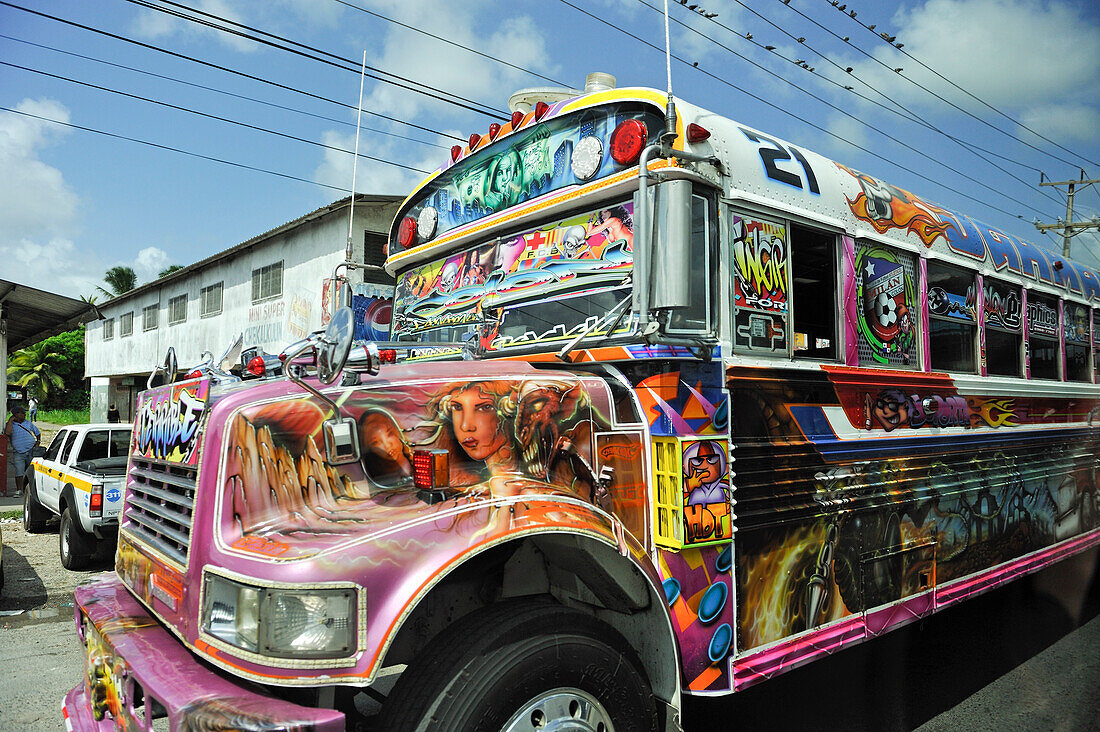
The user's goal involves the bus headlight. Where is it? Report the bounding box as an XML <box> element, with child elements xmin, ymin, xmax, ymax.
<box><xmin>202</xmin><ymin>575</ymin><xmax>357</xmax><ymax>659</ymax></box>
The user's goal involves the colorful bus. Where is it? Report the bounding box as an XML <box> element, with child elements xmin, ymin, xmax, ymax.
<box><xmin>64</xmin><ymin>74</ymin><xmax>1099</xmax><ymax>732</ymax></box>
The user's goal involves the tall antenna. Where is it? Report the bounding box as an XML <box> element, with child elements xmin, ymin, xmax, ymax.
<box><xmin>346</xmin><ymin>50</ymin><xmax>367</xmax><ymax>264</ymax></box>
<box><xmin>660</xmin><ymin>0</ymin><xmax>677</xmax><ymax>148</ymax></box>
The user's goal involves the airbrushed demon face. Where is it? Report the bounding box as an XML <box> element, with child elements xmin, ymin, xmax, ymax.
<box><xmin>858</xmin><ymin>175</ymin><xmax>895</xmax><ymax>221</ymax></box>
<box><xmin>439</xmin><ymin>262</ymin><xmax>459</xmax><ymax>293</ymax></box>
<box><xmin>561</xmin><ymin>226</ymin><xmax>587</xmax><ymax>258</ymax></box>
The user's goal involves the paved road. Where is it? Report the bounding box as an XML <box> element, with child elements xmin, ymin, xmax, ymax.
<box><xmin>1</xmin><ymin>520</ymin><xmax>1097</xmax><ymax>731</ymax></box>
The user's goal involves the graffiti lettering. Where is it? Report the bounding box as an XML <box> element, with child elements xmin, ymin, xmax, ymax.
<box><xmin>983</xmin><ymin>284</ymin><xmax>1021</xmax><ymax>330</ymax></box>
<box><xmin>733</xmin><ymin>228</ymin><xmax>788</xmax><ymax>311</ymax></box>
<box><xmin>599</xmin><ymin>444</ymin><xmax>640</xmax><ymax>461</ymax></box>
<box><xmin>1027</xmin><ymin>300</ymin><xmax>1058</xmax><ymax>337</ymax></box>
<box><xmin>864</xmin><ymin>389</ymin><xmax>969</xmax><ymax>432</ymax></box>
<box><xmin>135</xmin><ymin>389</ymin><xmax>205</xmax><ymax>462</ymax></box>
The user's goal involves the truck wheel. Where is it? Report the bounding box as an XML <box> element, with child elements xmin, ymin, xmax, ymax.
<box><xmin>23</xmin><ymin>489</ymin><xmax>50</xmax><ymax>533</ymax></box>
<box><xmin>378</xmin><ymin>599</ymin><xmax>659</xmax><ymax>732</ymax></box>
<box><xmin>60</xmin><ymin>507</ymin><xmax>96</xmax><ymax>571</ymax></box>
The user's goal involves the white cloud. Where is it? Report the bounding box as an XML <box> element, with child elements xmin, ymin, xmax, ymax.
<box><xmin>0</xmin><ymin>99</ymin><xmax>105</xmax><ymax>295</ymax></box>
<box><xmin>134</xmin><ymin>247</ymin><xmax>173</xmax><ymax>283</ymax></box>
<box><xmin>313</xmin><ymin>129</ymin><xmax>448</xmax><ymax>196</ymax></box>
<box><xmin>846</xmin><ymin>0</ymin><xmax>1100</xmax><ymax>118</ymax></box>
<box><xmin>1019</xmin><ymin>103</ymin><xmax>1100</xmax><ymax>145</ymax></box>
<box><xmin>132</xmin><ymin>0</ymin><xmax>258</xmax><ymax>52</ymax></box>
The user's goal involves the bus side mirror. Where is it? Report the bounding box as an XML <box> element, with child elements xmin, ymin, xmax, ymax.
<box><xmin>648</xmin><ymin>179</ymin><xmax>693</xmax><ymax>312</ymax></box>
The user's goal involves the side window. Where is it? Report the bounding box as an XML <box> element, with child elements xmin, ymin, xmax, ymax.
<box><xmin>667</xmin><ymin>193</ymin><xmax>715</xmax><ymax>334</ymax></box>
<box><xmin>1027</xmin><ymin>293</ymin><xmax>1059</xmax><ymax>380</ymax></box>
<box><xmin>855</xmin><ymin>242</ymin><xmax>919</xmax><ymax>368</ymax></box>
<box><xmin>927</xmin><ymin>262</ymin><xmax>977</xmax><ymax>373</ymax></box>
<box><xmin>1064</xmin><ymin>302</ymin><xmax>1091</xmax><ymax>382</ymax></box>
<box><xmin>984</xmin><ymin>279</ymin><xmax>1022</xmax><ymax>377</ymax></box>
<box><xmin>60</xmin><ymin>430</ymin><xmax>80</xmax><ymax>464</ymax></box>
<box><xmin>110</xmin><ymin>431</ymin><xmax>131</xmax><ymax>458</ymax></box>
<box><xmin>45</xmin><ymin>430</ymin><xmax>68</xmax><ymax>461</ymax></box>
<box><xmin>791</xmin><ymin>226</ymin><xmax>837</xmax><ymax>361</ymax></box>
<box><xmin>77</xmin><ymin>431</ymin><xmax>110</xmax><ymax>462</ymax></box>
<box><xmin>731</xmin><ymin>213</ymin><xmax>789</xmax><ymax>354</ymax></box>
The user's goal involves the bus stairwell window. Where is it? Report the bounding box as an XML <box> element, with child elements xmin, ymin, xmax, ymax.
<box><xmin>792</xmin><ymin>226</ymin><xmax>837</xmax><ymax>361</ymax></box>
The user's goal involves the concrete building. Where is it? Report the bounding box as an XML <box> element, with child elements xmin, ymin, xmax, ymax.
<box><xmin>85</xmin><ymin>195</ymin><xmax>401</xmax><ymax>422</ymax></box>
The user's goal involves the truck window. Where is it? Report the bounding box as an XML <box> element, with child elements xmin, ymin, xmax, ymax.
<box><xmin>45</xmin><ymin>430</ymin><xmax>68</xmax><ymax>461</ymax></box>
<box><xmin>791</xmin><ymin>225</ymin><xmax>837</xmax><ymax>361</ymax></box>
<box><xmin>110</xmin><ymin>430</ymin><xmax>130</xmax><ymax>457</ymax></box>
<box><xmin>77</xmin><ymin>431</ymin><xmax>110</xmax><ymax>462</ymax></box>
<box><xmin>60</xmin><ymin>430</ymin><xmax>80</xmax><ymax>464</ymax></box>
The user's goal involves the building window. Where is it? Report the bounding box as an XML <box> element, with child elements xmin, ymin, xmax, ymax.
<box><xmin>927</xmin><ymin>262</ymin><xmax>976</xmax><ymax>373</ymax></box>
<box><xmin>252</xmin><ymin>261</ymin><xmax>283</xmax><ymax>303</ymax></box>
<box><xmin>143</xmin><ymin>304</ymin><xmax>159</xmax><ymax>331</ymax></box>
<box><xmin>201</xmin><ymin>282</ymin><xmax>223</xmax><ymax>317</ymax></box>
<box><xmin>103</xmin><ymin>318</ymin><xmax>114</xmax><ymax>340</ymax></box>
<box><xmin>168</xmin><ymin>294</ymin><xmax>187</xmax><ymax>325</ymax></box>
<box><xmin>364</xmin><ymin>231</ymin><xmax>387</xmax><ymax>268</ymax></box>
<box><xmin>984</xmin><ymin>279</ymin><xmax>1022</xmax><ymax>377</ymax></box>
<box><xmin>1027</xmin><ymin>293</ymin><xmax>1059</xmax><ymax>380</ymax></box>
<box><xmin>120</xmin><ymin>312</ymin><xmax>134</xmax><ymax>337</ymax></box>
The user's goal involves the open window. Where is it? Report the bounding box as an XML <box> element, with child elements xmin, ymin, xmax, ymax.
<box><xmin>927</xmin><ymin>262</ymin><xmax>977</xmax><ymax>373</ymax></box>
<box><xmin>1027</xmin><ymin>292</ymin><xmax>1059</xmax><ymax>380</ymax></box>
<box><xmin>983</xmin><ymin>279</ymin><xmax>1022</xmax><ymax>377</ymax></box>
<box><xmin>791</xmin><ymin>226</ymin><xmax>837</xmax><ymax>361</ymax></box>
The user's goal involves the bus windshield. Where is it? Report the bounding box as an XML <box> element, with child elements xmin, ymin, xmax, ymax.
<box><xmin>392</xmin><ymin>200</ymin><xmax>635</xmax><ymax>357</ymax></box>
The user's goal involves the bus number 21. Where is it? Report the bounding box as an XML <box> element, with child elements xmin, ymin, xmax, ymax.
<box><xmin>740</xmin><ymin>128</ymin><xmax>820</xmax><ymax>195</ymax></box>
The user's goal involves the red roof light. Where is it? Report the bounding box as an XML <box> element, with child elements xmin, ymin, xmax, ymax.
<box><xmin>246</xmin><ymin>356</ymin><xmax>266</xmax><ymax>376</ymax></box>
<box><xmin>488</xmin><ymin>122</ymin><xmax>501</xmax><ymax>140</ymax></box>
<box><xmin>609</xmin><ymin>118</ymin><xmax>648</xmax><ymax>165</ymax></box>
<box><xmin>397</xmin><ymin>216</ymin><xmax>418</xmax><ymax>249</ymax></box>
<box><xmin>379</xmin><ymin>349</ymin><xmax>397</xmax><ymax>364</ymax></box>
<box><xmin>450</xmin><ymin>145</ymin><xmax>462</xmax><ymax>162</ymax></box>
<box><xmin>687</xmin><ymin>123</ymin><xmax>711</xmax><ymax>143</ymax></box>
<box><xmin>468</xmin><ymin>132</ymin><xmax>481</xmax><ymax>150</ymax></box>
<box><xmin>511</xmin><ymin>110</ymin><xmax>524</xmax><ymax>129</ymax></box>
<box><xmin>534</xmin><ymin>101</ymin><xmax>550</xmax><ymax>121</ymax></box>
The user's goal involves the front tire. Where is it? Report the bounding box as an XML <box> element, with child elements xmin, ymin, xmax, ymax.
<box><xmin>23</xmin><ymin>488</ymin><xmax>49</xmax><ymax>533</ymax></box>
<box><xmin>60</xmin><ymin>507</ymin><xmax>96</xmax><ymax>571</ymax></box>
<box><xmin>378</xmin><ymin>599</ymin><xmax>659</xmax><ymax>732</ymax></box>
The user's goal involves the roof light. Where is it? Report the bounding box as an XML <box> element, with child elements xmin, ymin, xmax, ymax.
<box><xmin>488</xmin><ymin>122</ymin><xmax>501</xmax><ymax>140</ymax></box>
<box><xmin>186</xmin><ymin>369</ymin><xmax>203</xmax><ymax>379</ymax></box>
<box><xmin>246</xmin><ymin>356</ymin><xmax>266</xmax><ymax>377</ymax></box>
<box><xmin>417</xmin><ymin>206</ymin><xmax>438</xmax><ymax>240</ymax></box>
<box><xmin>450</xmin><ymin>145</ymin><xmax>462</xmax><ymax>162</ymax></box>
<box><xmin>468</xmin><ymin>132</ymin><xmax>481</xmax><ymax>150</ymax></box>
<box><xmin>412</xmin><ymin>449</ymin><xmax>449</xmax><ymax>490</ymax></box>
<box><xmin>571</xmin><ymin>135</ymin><xmax>603</xmax><ymax>180</ymax></box>
<box><xmin>609</xmin><ymin>118</ymin><xmax>648</xmax><ymax>165</ymax></box>
<box><xmin>397</xmin><ymin>216</ymin><xmax>418</xmax><ymax>249</ymax></box>
<box><xmin>511</xmin><ymin>110</ymin><xmax>524</xmax><ymax>129</ymax></box>
<box><xmin>687</xmin><ymin>123</ymin><xmax>711</xmax><ymax>143</ymax></box>
<box><xmin>534</xmin><ymin>101</ymin><xmax>550</xmax><ymax>121</ymax></box>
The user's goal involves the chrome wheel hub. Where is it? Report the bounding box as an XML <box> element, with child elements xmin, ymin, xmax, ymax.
<box><xmin>501</xmin><ymin>688</ymin><xmax>614</xmax><ymax>732</ymax></box>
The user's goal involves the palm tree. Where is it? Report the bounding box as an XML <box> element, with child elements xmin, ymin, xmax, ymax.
<box><xmin>98</xmin><ymin>266</ymin><xmax>137</xmax><ymax>297</ymax></box>
<box><xmin>159</xmin><ymin>264</ymin><xmax>184</xmax><ymax>278</ymax></box>
<box><xmin>7</xmin><ymin>341</ymin><xmax>65</xmax><ymax>402</ymax></box>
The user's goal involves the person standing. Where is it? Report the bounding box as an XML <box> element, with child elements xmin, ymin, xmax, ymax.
<box><xmin>4</xmin><ymin>406</ymin><xmax>40</xmax><ymax>496</ymax></box>
<box><xmin>107</xmin><ymin>404</ymin><xmax>121</xmax><ymax>423</ymax></box>
<box><xmin>27</xmin><ymin>395</ymin><xmax>38</xmax><ymax>422</ymax></box>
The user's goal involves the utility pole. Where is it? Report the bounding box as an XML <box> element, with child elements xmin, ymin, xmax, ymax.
<box><xmin>1034</xmin><ymin>170</ymin><xmax>1100</xmax><ymax>257</ymax></box>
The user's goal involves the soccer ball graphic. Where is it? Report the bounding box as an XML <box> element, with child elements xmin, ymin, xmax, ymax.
<box><xmin>874</xmin><ymin>292</ymin><xmax>897</xmax><ymax>327</ymax></box>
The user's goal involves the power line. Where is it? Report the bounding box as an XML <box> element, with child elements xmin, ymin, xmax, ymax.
<box><xmin>557</xmin><ymin>0</ymin><xmax>1027</xmax><ymax>221</ymax></box>
<box><xmin>0</xmin><ymin>2</ymin><xmax>463</xmax><ymax>142</ymax></box>
<box><xmin>329</xmin><ymin>0</ymin><xmax>568</xmax><ymax>88</ymax></box>
<box><xmin>666</xmin><ymin>0</ymin><xmax>1059</xmax><ymax>207</ymax></box>
<box><xmin>0</xmin><ymin>105</ymin><xmax>351</xmax><ymax>192</ymax></box>
<box><xmin>780</xmin><ymin>0</ymin><xmax>1085</xmax><ymax>170</ymax></box>
<box><xmin>124</xmin><ymin>0</ymin><xmax>506</xmax><ymax>119</ymax></box>
<box><xmin>0</xmin><ymin>60</ymin><xmax>431</xmax><ymax>174</ymax></box>
<box><xmin>0</xmin><ymin>33</ymin><xmax>447</xmax><ymax>150</ymax></box>
<box><xmin>641</xmin><ymin>0</ymin><xmax>1055</xmax><ymax>218</ymax></box>
<box><xmin>819</xmin><ymin>0</ymin><xmax>1098</xmax><ymax>169</ymax></box>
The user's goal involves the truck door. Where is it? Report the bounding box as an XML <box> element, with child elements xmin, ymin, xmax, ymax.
<box><xmin>36</xmin><ymin>429</ymin><xmax>73</xmax><ymax>511</ymax></box>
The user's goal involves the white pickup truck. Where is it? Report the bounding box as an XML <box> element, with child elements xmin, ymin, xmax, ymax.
<box><xmin>23</xmin><ymin>423</ymin><xmax>132</xmax><ymax>569</ymax></box>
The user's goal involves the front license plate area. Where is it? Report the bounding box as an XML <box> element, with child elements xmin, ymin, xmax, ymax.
<box><xmin>83</xmin><ymin>617</ymin><xmax>136</xmax><ymax>728</ymax></box>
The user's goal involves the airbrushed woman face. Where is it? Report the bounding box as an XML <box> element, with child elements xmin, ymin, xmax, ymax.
<box><xmin>450</xmin><ymin>386</ymin><xmax>508</xmax><ymax>461</ymax></box>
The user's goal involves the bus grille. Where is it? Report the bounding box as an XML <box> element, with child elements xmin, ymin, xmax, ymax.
<box><xmin>123</xmin><ymin>457</ymin><xmax>197</xmax><ymax>565</ymax></box>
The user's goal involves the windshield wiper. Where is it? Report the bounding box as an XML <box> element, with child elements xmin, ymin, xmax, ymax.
<box><xmin>557</xmin><ymin>291</ymin><xmax>633</xmax><ymax>361</ymax></box>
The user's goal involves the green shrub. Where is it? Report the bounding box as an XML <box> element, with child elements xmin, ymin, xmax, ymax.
<box><xmin>37</xmin><ymin>408</ymin><xmax>90</xmax><ymax>426</ymax></box>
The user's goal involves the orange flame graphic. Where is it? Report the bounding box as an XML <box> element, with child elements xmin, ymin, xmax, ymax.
<box><xmin>838</xmin><ymin>164</ymin><xmax>956</xmax><ymax>247</ymax></box>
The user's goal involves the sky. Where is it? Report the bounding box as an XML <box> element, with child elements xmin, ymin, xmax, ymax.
<box><xmin>2</xmin><ymin>0</ymin><xmax>1099</xmax><ymax>298</ymax></box>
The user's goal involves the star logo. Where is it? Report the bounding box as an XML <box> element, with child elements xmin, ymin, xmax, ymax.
<box><xmin>865</xmin><ymin>261</ymin><xmax>876</xmax><ymax>277</ymax></box>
